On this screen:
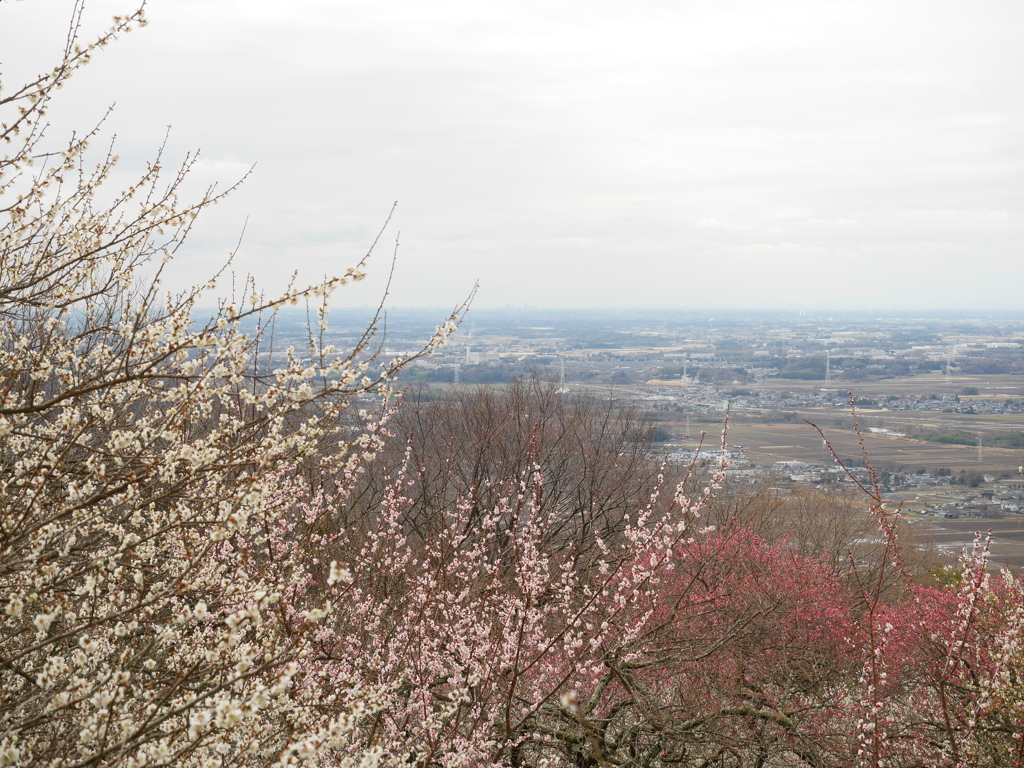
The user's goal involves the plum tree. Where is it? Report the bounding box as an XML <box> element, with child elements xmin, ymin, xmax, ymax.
<box><xmin>0</xmin><ymin>4</ymin><xmax>465</xmax><ymax>766</ymax></box>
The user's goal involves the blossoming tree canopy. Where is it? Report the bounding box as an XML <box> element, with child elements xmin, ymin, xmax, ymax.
<box><xmin>0</xmin><ymin>3</ymin><xmax>465</xmax><ymax>766</ymax></box>
<box><xmin>5</xmin><ymin>3</ymin><xmax>1024</xmax><ymax>768</ymax></box>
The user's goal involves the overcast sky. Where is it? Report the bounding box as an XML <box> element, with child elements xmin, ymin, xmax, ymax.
<box><xmin>4</xmin><ymin>0</ymin><xmax>1023</xmax><ymax>311</ymax></box>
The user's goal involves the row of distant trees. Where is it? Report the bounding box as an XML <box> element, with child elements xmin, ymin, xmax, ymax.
<box><xmin>407</xmin><ymin>353</ymin><xmax>1022</xmax><ymax>388</ymax></box>
<box><xmin>4</xmin><ymin>5</ymin><xmax>1024</xmax><ymax>767</ymax></box>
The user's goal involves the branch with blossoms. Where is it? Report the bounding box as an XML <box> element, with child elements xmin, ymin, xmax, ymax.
<box><xmin>0</xmin><ymin>3</ymin><xmax>470</xmax><ymax>766</ymax></box>
<box><xmin>807</xmin><ymin>395</ymin><xmax>1024</xmax><ymax>768</ymax></box>
<box><xmin>263</xmin><ymin>422</ymin><xmax>731</xmax><ymax>767</ymax></box>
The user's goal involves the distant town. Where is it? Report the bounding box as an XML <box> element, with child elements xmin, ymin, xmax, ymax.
<box><xmin>256</xmin><ymin>306</ymin><xmax>1024</xmax><ymax>568</ymax></box>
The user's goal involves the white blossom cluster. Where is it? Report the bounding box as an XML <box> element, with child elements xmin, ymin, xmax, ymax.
<box><xmin>0</xmin><ymin>4</ymin><xmax>468</xmax><ymax>766</ymax></box>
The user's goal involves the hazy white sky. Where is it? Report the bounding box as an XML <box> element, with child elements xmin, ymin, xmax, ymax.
<box><xmin>3</xmin><ymin>0</ymin><xmax>1023</xmax><ymax>310</ymax></box>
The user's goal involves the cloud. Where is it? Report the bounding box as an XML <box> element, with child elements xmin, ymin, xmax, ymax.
<box><xmin>3</xmin><ymin>0</ymin><xmax>1023</xmax><ymax>310</ymax></box>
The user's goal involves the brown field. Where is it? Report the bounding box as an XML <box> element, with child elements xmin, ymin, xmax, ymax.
<box><xmin>654</xmin><ymin>371</ymin><xmax>1024</xmax><ymax>571</ymax></box>
<box><xmin>760</xmin><ymin>373</ymin><xmax>1024</xmax><ymax>400</ymax></box>
<box><xmin>908</xmin><ymin>518</ymin><xmax>1024</xmax><ymax>572</ymax></box>
<box><xmin>663</xmin><ymin>372</ymin><xmax>1024</xmax><ymax>475</ymax></box>
<box><xmin>670</xmin><ymin>421</ymin><xmax>1023</xmax><ymax>476</ymax></box>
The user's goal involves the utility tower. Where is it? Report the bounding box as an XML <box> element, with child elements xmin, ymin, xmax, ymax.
<box><xmin>824</xmin><ymin>351</ymin><xmax>832</xmax><ymax>388</ymax></box>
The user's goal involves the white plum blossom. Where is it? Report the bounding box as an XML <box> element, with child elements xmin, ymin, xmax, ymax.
<box><xmin>0</xmin><ymin>3</ymin><xmax>468</xmax><ymax>766</ymax></box>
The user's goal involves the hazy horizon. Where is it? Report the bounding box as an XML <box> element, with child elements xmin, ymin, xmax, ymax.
<box><xmin>195</xmin><ymin>305</ymin><xmax>1024</xmax><ymax>320</ymax></box>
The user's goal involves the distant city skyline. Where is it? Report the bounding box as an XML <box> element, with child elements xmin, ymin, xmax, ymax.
<box><xmin>3</xmin><ymin>0</ymin><xmax>1023</xmax><ymax>311</ymax></box>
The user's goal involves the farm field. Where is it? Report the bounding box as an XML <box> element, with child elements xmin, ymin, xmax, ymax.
<box><xmin>670</xmin><ymin>420</ymin><xmax>1023</xmax><ymax>476</ymax></box>
<box><xmin>669</xmin><ymin>372</ymin><xmax>1024</xmax><ymax>475</ymax></box>
<box><xmin>759</xmin><ymin>372</ymin><xmax>1024</xmax><ymax>400</ymax></box>
<box><xmin>908</xmin><ymin>518</ymin><xmax>1024</xmax><ymax>572</ymax></box>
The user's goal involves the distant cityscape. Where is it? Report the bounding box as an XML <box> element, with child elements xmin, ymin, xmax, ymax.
<box><xmin>250</xmin><ymin>306</ymin><xmax>1024</xmax><ymax>568</ymax></box>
